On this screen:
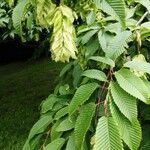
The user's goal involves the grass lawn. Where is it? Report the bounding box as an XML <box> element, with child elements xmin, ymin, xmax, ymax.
<box><xmin>0</xmin><ymin>58</ymin><xmax>63</xmax><ymax>150</ymax></box>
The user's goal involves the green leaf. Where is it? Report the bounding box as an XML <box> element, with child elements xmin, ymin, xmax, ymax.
<box><xmin>89</xmin><ymin>56</ymin><xmax>115</xmax><ymax>67</ymax></box>
<box><xmin>94</xmin><ymin>116</ymin><xmax>123</xmax><ymax>150</ymax></box>
<box><xmin>59</xmin><ymin>84</ymin><xmax>70</xmax><ymax>95</ymax></box>
<box><xmin>85</xmin><ymin>38</ymin><xmax>99</xmax><ymax>58</ymax></box>
<box><xmin>124</xmin><ymin>60</ymin><xmax>150</xmax><ymax>74</ymax></box>
<box><xmin>12</xmin><ymin>0</ymin><xmax>29</xmax><ymax>38</ymax></box>
<box><xmin>52</xmin><ymin>99</ymin><xmax>68</xmax><ymax>112</ymax></box>
<box><xmin>110</xmin><ymin>101</ymin><xmax>142</xmax><ymax>150</ymax></box>
<box><xmin>56</xmin><ymin>117</ymin><xmax>74</xmax><ymax>132</ymax></box>
<box><xmin>36</xmin><ymin>0</ymin><xmax>56</xmax><ymax>27</ymax></box>
<box><xmin>54</xmin><ymin>106</ymin><xmax>68</xmax><ymax>120</ymax></box>
<box><xmin>81</xmin><ymin>29</ymin><xmax>98</xmax><ymax>45</ymax></box>
<box><xmin>98</xmin><ymin>31</ymin><xmax>114</xmax><ymax>52</ymax></box>
<box><xmin>82</xmin><ymin>69</ymin><xmax>107</xmax><ymax>82</ymax></box>
<box><xmin>69</xmin><ymin>83</ymin><xmax>99</xmax><ymax>116</ymax></box>
<box><xmin>110</xmin><ymin>82</ymin><xmax>137</xmax><ymax>122</ymax></box>
<box><xmin>75</xmin><ymin>103</ymin><xmax>96</xmax><ymax>150</ymax></box>
<box><xmin>28</xmin><ymin>115</ymin><xmax>53</xmax><ymax>140</ymax></box>
<box><xmin>66</xmin><ymin>134</ymin><xmax>75</xmax><ymax>150</ymax></box>
<box><xmin>115</xmin><ymin>69</ymin><xmax>150</xmax><ymax>104</ymax></box>
<box><xmin>59</xmin><ymin>62</ymin><xmax>73</xmax><ymax>77</ymax></box>
<box><xmin>94</xmin><ymin>0</ymin><xmax>126</xmax><ymax>28</ymax></box>
<box><xmin>23</xmin><ymin>135</ymin><xmax>41</xmax><ymax>150</ymax></box>
<box><xmin>143</xmin><ymin>79</ymin><xmax>150</xmax><ymax>91</ymax></box>
<box><xmin>73</xmin><ymin>63</ymin><xmax>83</xmax><ymax>88</ymax></box>
<box><xmin>105</xmin><ymin>22</ymin><xmax>122</xmax><ymax>34</ymax></box>
<box><xmin>106</xmin><ymin>31</ymin><xmax>132</xmax><ymax>60</ymax></box>
<box><xmin>41</xmin><ymin>94</ymin><xmax>58</xmax><ymax>114</ymax></box>
<box><xmin>141</xmin><ymin>22</ymin><xmax>150</xmax><ymax>30</ymax></box>
<box><xmin>51</xmin><ymin>120</ymin><xmax>63</xmax><ymax>141</ymax></box>
<box><xmin>7</xmin><ymin>0</ymin><xmax>14</xmax><ymax>7</ymax></box>
<box><xmin>140</xmin><ymin>22</ymin><xmax>150</xmax><ymax>40</ymax></box>
<box><xmin>136</xmin><ymin>0</ymin><xmax>150</xmax><ymax>13</ymax></box>
<box><xmin>44</xmin><ymin>138</ymin><xmax>65</xmax><ymax>150</ymax></box>
<box><xmin>78</xmin><ymin>25</ymin><xmax>100</xmax><ymax>34</ymax></box>
<box><xmin>26</xmin><ymin>14</ymin><xmax>33</xmax><ymax>31</ymax></box>
<box><xmin>86</xmin><ymin>11</ymin><xmax>96</xmax><ymax>25</ymax></box>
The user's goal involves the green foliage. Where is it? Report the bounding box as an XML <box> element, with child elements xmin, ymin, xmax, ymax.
<box><xmin>56</xmin><ymin>117</ymin><xmax>74</xmax><ymax>132</ymax></box>
<box><xmin>54</xmin><ymin>106</ymin><xmax>68</xmax><ymax>120</ymax></box>
<box><xmin>0</xmin><ymin>0</ymin><xmax>16</xmax><ymax>39</ymax></box>
<box><xmin>89</xmin><ymin>56</ymin><xmax>115</xmax><ymax>67</ymax></box>
<box><xmin>105</xmin><ymin>31</ymin><xmax>132</xmax><ymax>60</ymax></box>
<box><xmin>66</xmin><ymin>134</ymin><xmax>75</xmax><ymax>150</ymax></box>
<box><xmin>93</xmin><ymin>116</ymin><xmax>123</xmax><ymax>150</ymax></box>
<box><xmin>68</xmin><ymin>83</ymin><xmax>99</xmax><ymax>116</ymax></box>
<box><xmin>36</xmin><ymin>0</ymin><xmax>56</xmax><ymax>28</ymax></box>
<box><xmin>75</xmin><ymin>103</ymin><xmax>95</xmax><ymax>150</ymax></box>
<box><xmin>124</xmin><ymin>60</ymin><xmax>150</xmax><ymax>75</ymax></box>
<box><xmin>115</xmin><ymin>69</ymin><xmax>150</xmax><ymax>104</ymax></box>
<box><xmin>95</xmin><ymin>0</ymin><xmax>126</xmax><ymax>28</ymax></box>
<box><xmin>50</xmin><ymin>120</ymin><xmax>63</xmax><ymax>141</ymax></box>
<box><xmin>27</xmin><ymin>115</ymin><xmax>53</xmax><ymax>141</ymax></box>
<box><xmin>82</xmin><ymin>69</ymin><xmax>107</xmax><ymax>82</ymax></box>
<box><xmin>110</xmin><ymin>101</ymin><xmax>142</xmax><ymax>150</ymax></box>
<box><xmin>41</xmin><ymin>94</ymin><xmax>58</xmax><ymax>114</ymax></box>
<box><xmin>12</xmin><ymin>0</ymin><xmax>30</xmax><ymax>39</ymax></box>
<box><xmin>44</xmin><ymin>138</ymin><xmax>65</xmax><ymax>150</ymax></box>
<box><xmin>5</xmin><ymin>0</ymin><xmax>150</xmax><ymax>149</ymax></box>
<box><xmin>23</xmin><ymin>136</ymin><xmax>41</xmax><ymax>150</ymax></box>
<box><xmin>80</xmin><ymin>29</ymin><xmax>98</xmax><ymax>45</ymax></box>
<box><xmin>110</xmin><ymin>82</ymin><xmax>137</xmax><ymax>122</ymax></box>
<box><xmin>0</xmin><ymin>1</ymin><xmax>10</xmax><ymax>27</ymax></box>
<box><xmin>137</xmin><ymin>0</ymin><xmax>150</xmax><ymax>13</ymax></box>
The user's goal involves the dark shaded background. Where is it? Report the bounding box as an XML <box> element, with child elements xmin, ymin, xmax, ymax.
<box><xmin>0</xmin><ymin>39</ymin><xmax>37</xmax><ymax>63</ymax></box>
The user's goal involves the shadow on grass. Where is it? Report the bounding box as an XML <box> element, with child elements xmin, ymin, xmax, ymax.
<box><xmin>0</xmin><ymin>58</ymin><xmax>64</xmax><ymax>150</ymax></box>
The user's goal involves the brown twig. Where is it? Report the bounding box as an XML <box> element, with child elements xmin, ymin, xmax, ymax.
<box><xmin>95</xmin><ymin>68</ymin><xmax>113</xmax><ymax>124</ymax></box>
<box><xmin>104</xmin><ymin>99</ymin><xmax>109</xmax><ymax>117</ymax></box>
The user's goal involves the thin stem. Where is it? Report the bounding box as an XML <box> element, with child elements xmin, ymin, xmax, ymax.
<box><xmin>136</xmin><ymin>11</ymin><xmax>149</xmax><ymax>26</ymax></box>
<box><xmin>104</xmin><ymin>99</ymin><xmax>108</xmax><ymax>117</ymax></box>
<box><xmin>95</xmin><ymin>68</ymin><xmax>113</xmax><ymax>124</ymax></box>
<box><xmin>40</xmin><ymin>130</ymin><xmax>51</xmax><ymax>150</ymax></box>
<box><xmin>95</xmin><ymin>97</ymin><xmax>101</xmax><ymax>125</ymax></box>
<box><xmin>135</xmin><ymin>11</ymin><xmax>149</xmax><ymax>53</ymax></box>
<box><xmin>96</xmin><ymin>101</ymin><xmax>104</xmax><ymax>106</ymax></box>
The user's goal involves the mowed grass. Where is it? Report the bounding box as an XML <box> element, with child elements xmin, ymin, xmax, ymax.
<box><xmin>0</xmin><ymin>58</ymin><xmax>64</xmax><ymax>150</ymax></box>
